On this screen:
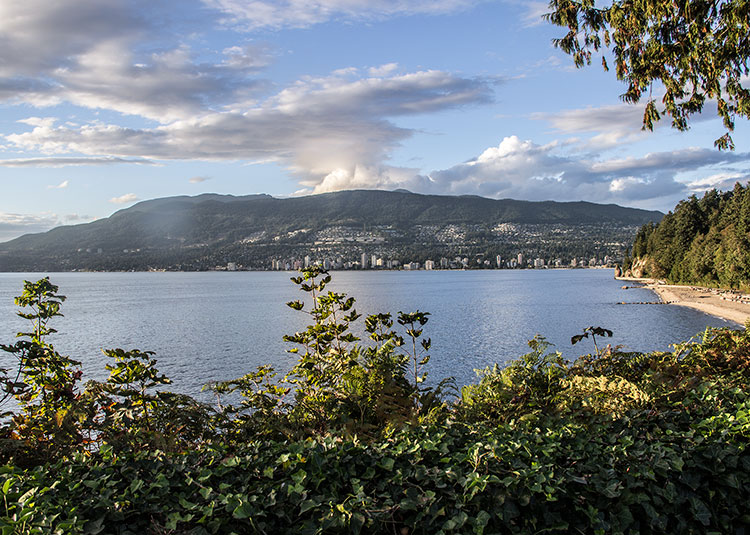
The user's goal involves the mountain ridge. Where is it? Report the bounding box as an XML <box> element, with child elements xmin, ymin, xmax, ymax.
<box><xmin>0</xmin><ymin>189</ymin><xmax>663</xmax><ymax>271</ymax></box>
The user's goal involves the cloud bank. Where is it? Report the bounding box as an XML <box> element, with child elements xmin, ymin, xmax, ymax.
<box><xmin>424</xmin><ymin>136</ymin><xmax>750</xmax><ymax>208</ymax></box>
<box><xmin>6</xmin><ymin>68</ymin><xmax>494</xmax><ymax>186</ymax></box>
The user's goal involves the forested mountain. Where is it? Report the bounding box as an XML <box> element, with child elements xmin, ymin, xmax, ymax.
<box><xmin>625</xmin><ymin>183</ymin><xmax>750</xmax><ymax>288</ymax></box>
<box><xmin>0</xmin><ymin>190</ymin><xmax>663</xmax><ymax>271</ymax></box>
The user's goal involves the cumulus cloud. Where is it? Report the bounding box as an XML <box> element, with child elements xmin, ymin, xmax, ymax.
<box><xmin>204</xmin><ymin>0</ymin><xmax>480</xmax><ymax>30</ymax></box>
<box><xmin>109</xmin><ymin>193</ymin><xmax>139</xmax><ymax>204</ymax></box>
<box><xmin>55</xmin><ymin>41</ymin><xmax>268</xmax><ymax>122</ymax></box>
<box><xmin>0</xmin><ymin>0</ymin><xmax>499</xmax><ymax>197</ymax></box>
<box><xmin>424</xmin><ymin>136</ymin><xmax>750</xmax><ymax>208</ymax></box>
<box><xmin>368</xmin><ymin>63</ymin><xmax>399</xmax><ymax>77</ymax></box>
<box><xmin>684</xmin><ymin>173</ymin><xmax>750</xmax><ymax>194</ymax></box>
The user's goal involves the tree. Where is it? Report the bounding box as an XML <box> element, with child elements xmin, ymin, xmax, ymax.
<box><xmin>546</xmin><ymin>0</ymin><xmax>750</xmax><ymax>149</ymax></box>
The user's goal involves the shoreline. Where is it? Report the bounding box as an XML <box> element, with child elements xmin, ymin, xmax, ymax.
<box><xmin>616</xmin><ymin>276</ymin><xmax>750</xmax><ymax>326</ymax></box>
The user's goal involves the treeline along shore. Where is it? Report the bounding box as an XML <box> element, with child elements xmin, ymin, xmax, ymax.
<box><xmin>616</xmin><ymin>182</ymin><xmax>750</xmax><ymax>325</ymax></box>
<box><xmin>622</xmin><ymin>182</ymin><xmax>750</xmax><ymax>290</ymax></box>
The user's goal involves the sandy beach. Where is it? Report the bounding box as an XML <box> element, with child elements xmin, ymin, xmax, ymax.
<box><xmin>617</xmin><ymin>277</ymin><xmax>750</xmax><ymax>326</ymax></box>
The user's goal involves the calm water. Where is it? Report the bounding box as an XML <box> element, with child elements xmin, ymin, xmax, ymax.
<box><xmin>0</xmin><ymin>270</ymin><xmax>737</xmax><ymax>399</ymax></box>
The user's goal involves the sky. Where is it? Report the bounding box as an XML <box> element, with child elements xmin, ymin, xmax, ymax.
<box><xmin>1</xmin><ymin>0</ymin><xmax>749</xmax><ymax>242</ymax></box>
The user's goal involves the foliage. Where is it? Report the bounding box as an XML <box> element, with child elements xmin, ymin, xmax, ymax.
<box><xmin>571</xmin><ymin>325</ymin><xmax>613</xmax><ymax>356</ymax></box>
<box><xmin>85</xmin><ymin>348</ymin><xmax>215</xmax><ymax>453</ymax></box>
<box><xmin>546</xmin><ymin>0</ymin><xmax>750</xmax><ymax>149</ymax></box>
<box><xmin>208</xmin><ymin>267</ymin><xmax>452</xmax><ymax>440</ymax></box>
<box><xmin>458</xmin><ymin>336</ymin><xmax>568</xmax><ymax>424</ymax></box>
<box><xmin>2</xmin><ymin>275</ymin><xmax>750</xmax><ymax>532</ymax></box>
<box><xmin>1</xmin><ymin>401</ymin><xmax>749</xmax><ymax>534</ymax></box>
<box><xmin>627</xmin><ymin>183</ymin><xmax>750</xmax><ymax>288</ymax></box>
<box><xmin>0</xmin><ymin>278</ymin><xmax>86</xmax><ymax>464</ymax></box>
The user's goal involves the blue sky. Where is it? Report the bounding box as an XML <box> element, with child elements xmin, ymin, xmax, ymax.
<box><xmin>1</xmin><ymin>0</ymin><xmax>749</xmax><ymax>241</ymax></box>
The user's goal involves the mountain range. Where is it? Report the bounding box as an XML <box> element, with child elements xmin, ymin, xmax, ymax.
<box><xmin>0</xmin><ymin>190</ymin><xmax>664</xmax><ymax>271</ymax></box>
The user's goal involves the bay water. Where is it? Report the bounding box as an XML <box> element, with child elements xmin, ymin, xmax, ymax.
<box><xmin>0</xmin><ymin>269</ymin><xmax>736</xmax><ymax>400</ymax></box>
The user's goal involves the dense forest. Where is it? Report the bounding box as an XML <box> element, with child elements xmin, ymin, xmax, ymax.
<box><xmin>1</xmin><ymin>272</ymin><xmax>749</xmax><ymax>533</ymax></box>
<box><xmin>625</xmin><ymin>182</ymin><xmax>750</xmax><ymax>289</ymax></box>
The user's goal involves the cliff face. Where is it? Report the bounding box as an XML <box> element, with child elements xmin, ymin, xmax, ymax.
<box><xmin>622</xmin><ymin>256</ymin><xmax>655</xmax><ymax>279</ymax></box>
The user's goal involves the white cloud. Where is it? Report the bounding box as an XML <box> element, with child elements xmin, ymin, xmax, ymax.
<box><xmin>422</xmin><ymin>136</ymin><xmax>750</xmax><ymax>208</ymax></box>
<box><xmin>17</xmin><ymin>117</ymin><xmax>58</xmax><ymax>128</ymax></box>
<box><xmin>684</xmin><ymin>173</ymin><xmax>750</xmax><ymax>194</ymax></box>
<box><xmin>47</xmin><ymin>180</ymin><xmax>69</xmax><ymax>189</ymax></box>
<box><xmin>64</xmin><ymin>214</ymin><xmax>90</xmax><ymax>222</ymax></box>
<box><xmin>310</xmin><ymin>164</ymin><xmax>431</xmax><ymax>193</ymax></box>
<box><xmin>221</xmin><ymin>44</ymin><xmax>273</xmax><ymax>70</ymax></box>
<box><xmin>368</xmin><ymin>63</ymin><xmax>399</xmax><ymax>77</ymax></box>
<box><xmin>5</xmin><ymin>69</ymin><xmax>493</xmax><ymax>188</ymax></box>
<box><xmin>532</xmin><ymin>104</ymin><xmax>648</xmax><ymax>148</ymax></box>
<box><xmin>109</xmin><ymin>193</ymin><xmax>139</xmax><ymax>204</ymax></box>
<box><xmin>189</xmin><ymin>176</ymin><xmax>211</xmax><ymax>183</ymax></box>
<box><xmin>504</xmin><ymin>0</ymin><xmax>548</xmax><ymax>27</ymax></box>
<box><xmin>204</xmin><ymin>0</ymin><xmax>480</xmax><ymax>30</ymax></box>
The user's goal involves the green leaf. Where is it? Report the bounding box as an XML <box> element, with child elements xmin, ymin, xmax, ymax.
<box><xmin>380</xmin><ymin>458</ymin><xmax>395</xmax><ymax>471</ymax></box>
<box><xmin>233</xmin><ymin>502</ymin><xmax>254</xmax><ymax>520</ymax></box>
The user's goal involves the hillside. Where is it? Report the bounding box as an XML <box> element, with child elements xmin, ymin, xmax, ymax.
<box><xmin>0</xmin><ymin>190</ymin><xmax>663</xmax><ymax>271</ymax></box>
<box><xmin>623</xmin><ymin>183</ymin><xmax>750</xmax><ymax>289</ymax></box>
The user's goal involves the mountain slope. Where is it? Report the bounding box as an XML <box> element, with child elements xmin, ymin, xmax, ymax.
<box><xmin>0</xmin><ymin>190</ymin><xmax>663</xmax><ymax>271</ymax></box>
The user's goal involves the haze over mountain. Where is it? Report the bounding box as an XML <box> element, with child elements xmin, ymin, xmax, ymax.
<box><xmin>0</xmin><ymin>190</ymin><xmax>663</xmax><ymax>272</ymax></box>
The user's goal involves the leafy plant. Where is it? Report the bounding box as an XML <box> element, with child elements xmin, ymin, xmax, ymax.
<box><xmin>571</xmin><ymin>326</ymin><xmax>613</xmax><ymax>357</ymax></box>
<box><xmin>459</xmin><ymin>336</ymin><xmax>567</xmax><ymax>424</ymax></box>
<box><xmin>86</xmin><ymin>348</ymin><xmax>213</xmax><ymax>452</ymax></box>
<box><xmin>0</xmin><ymin>278</ymin><xmax>86</xmax><ymax>463</ymax></box>
<box><xmin>213</xmin><ymin>266</ymin><xmax>454</xmax><ymax>438</ymax></box>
